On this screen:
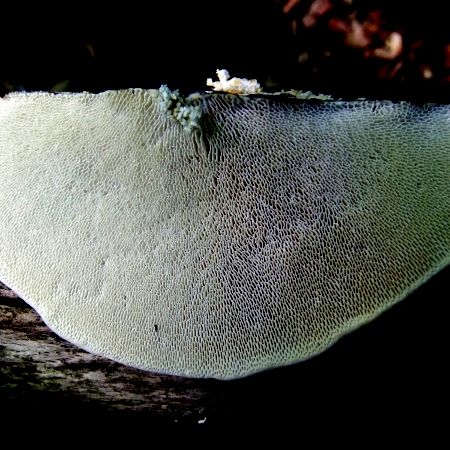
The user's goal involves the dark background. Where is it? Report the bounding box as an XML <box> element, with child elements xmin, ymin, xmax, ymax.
<box><xmin>0</xmin><ymin>0</ymin><xmax>448</xmax><ymax>437</ymax></box>
<box><xmin>1</xmin><ymin>0</ymin><xmax>449</xmax><ymax>100</ymax></box>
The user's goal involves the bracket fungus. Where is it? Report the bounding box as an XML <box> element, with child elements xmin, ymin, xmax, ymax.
<box><xmin>0</xmin><ymin>81</ymin><xmax>449</xmax><ymax>379</ymax></box>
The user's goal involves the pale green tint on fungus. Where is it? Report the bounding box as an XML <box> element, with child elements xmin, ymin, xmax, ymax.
<box><xmin>0</xmin><ymin>89</ymin><xmax>449</xmax><ymax>379</ymax></box>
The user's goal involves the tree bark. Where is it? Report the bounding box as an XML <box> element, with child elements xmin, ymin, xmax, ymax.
<box><xmin>1</xmin><ymin>269</ymin><xmax>448</xmax><ymax>429</ymax></box>
<box><xmin>0</xmin><ymin>283</ymin><xmax>223</xmax><ymax>425</ymax></box>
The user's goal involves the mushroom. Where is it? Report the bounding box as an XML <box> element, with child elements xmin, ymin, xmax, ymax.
<box><xmin>0</xmin><ymin>88</ymin><xmax>448</xmax><ymax>379</ymax></box>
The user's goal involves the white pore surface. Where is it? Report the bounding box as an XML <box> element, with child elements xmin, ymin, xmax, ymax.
<box><xmin>0</xmin><ymin>90</ymin><xmax>449</xmax><ymax>379</ymax></box>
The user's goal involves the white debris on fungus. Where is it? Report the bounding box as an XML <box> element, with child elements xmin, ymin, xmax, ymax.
<box><xmin>206</xmin><ymin>69</ymin><xmax>262</xmax><ymax>95</ymax></box>
<box><xmin>0</xmin><ymin>88</ymin><xmax>449</xmax><ymax>380</ymax></box>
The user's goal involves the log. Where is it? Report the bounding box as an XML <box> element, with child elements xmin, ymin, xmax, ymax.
<box><xmin>0</xmin><ymin>270</ymin><xmax>448</xmax><ymax>429</ymax></box>
<box><xmin>0</xmin><ymin>283</ymin><xmax>221</xmax><ymax>425</ymax></box>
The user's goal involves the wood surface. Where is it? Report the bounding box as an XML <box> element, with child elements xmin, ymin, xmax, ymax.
<box><xmin>0</xmin><ymin>270</ymin><xmax>447</xmax><ymax>430</ymax></box>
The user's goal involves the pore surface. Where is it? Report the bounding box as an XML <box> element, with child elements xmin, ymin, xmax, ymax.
<box><xmin>0</xmin><ymin>90</ymin><xmax>449</xmax><ymax>379</ymax></box>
